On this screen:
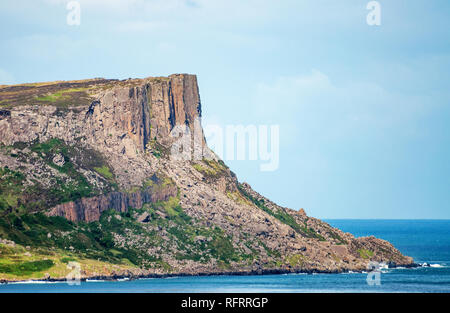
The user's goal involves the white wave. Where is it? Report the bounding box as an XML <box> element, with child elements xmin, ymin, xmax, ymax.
<box><xmin>163</xmin><ymin>276</ymin><xmax>182</xmax><ymax>279</ymax></box>
<box><xmin>117</xmin><ymin>278</ymin><xmax>130</xmax><ymax>281</ymax></box>
<box><xmin>379</xmin><ymin>263</ymin><xmax>389</xmax><ymax>270</ymax></box>
<box><xmin>419</xmin><ymin>262</ymin><xmax>446</xmax><ymax>268</ymax></box>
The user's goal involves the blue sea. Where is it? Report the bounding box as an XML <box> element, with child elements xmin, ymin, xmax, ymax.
<box><xmin>1</xmin><ymin>220</ymin><xmax>449</xmax><ymax>293</ymax></box>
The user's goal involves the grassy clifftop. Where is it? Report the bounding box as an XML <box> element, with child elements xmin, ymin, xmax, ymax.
<box><xmin>0</xmin><ymin>76</ymin><xmax>173</xmax><ymax>109</ymax></box>
<box><xmin>0</xmin><ymin>79</ymin><xmax>111</xmax><ymax>109</ymax></box>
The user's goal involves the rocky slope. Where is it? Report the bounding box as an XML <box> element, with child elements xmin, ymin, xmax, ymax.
<box><xmin>0</xmin><ymin>74</ymin><xmax>414</xmax><ymax>281</ymax></box>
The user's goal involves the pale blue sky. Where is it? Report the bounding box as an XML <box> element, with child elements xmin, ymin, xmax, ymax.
<box><xmin>1</xmin><ymin>0</ymin><xmax>449</xmax><ymax>218</ymax></box>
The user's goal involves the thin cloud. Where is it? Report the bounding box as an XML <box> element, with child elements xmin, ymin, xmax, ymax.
<box><xmin>253</xmin><ymin>70</ymin><xmax>431</xmax><ymax>144</ymax></box>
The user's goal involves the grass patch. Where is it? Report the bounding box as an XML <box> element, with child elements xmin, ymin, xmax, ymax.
<box><xmin>143</xmin><ymin>173</ymin><xmax>175</xmax><ymax>189</ymax></box>
<box><xmin>0</xmin><ymin>260</ymin><xmax>54</xmax><ymax>276</ymax></box>
<box><xmin>35</xmin><ymin>88</ymin><xmax>90</xmax><ymax>103</ymax></box>
<box><xmin>0</xmin><ymin>242</ymin><xmax>136</xmax><ymax>281</ymax></box>
<box><xmin>227</xmin><ymin>191</ymin><xmax>252</xmax><ymax>206</ymax></box>
<box><xmin>60</xmin><ymin>257</ymin><xmax>77</xmax><ymax>264</ymax></box>
<box><xmin>0</xmin><ymin>167</ymin><xmax>25</xmax><ymax>211</ymax></box>
<box><xmin>192</xmin><ymin>159</ymin><xmax>228</xmax><ymax>179</ymax></box>
<box><xmin>357</xmin><ymin>249</ymin><xmax>374</xmax><ymax>259</ymax></box>
<box><xmin>286</xmin><ymin>254</ymin><xmax>305</xmax><ymax>267</ymax></box>
<box><xmin>94</xmin><ymin>166</ymin><xmax>114</xmax><ymax>180</ymax></box>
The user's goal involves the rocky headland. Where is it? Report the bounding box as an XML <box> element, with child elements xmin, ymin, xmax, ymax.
<box><xmin>0</xmin><ymin>74</ymin><xmax>414</xmax><ymax>282</ymax></box>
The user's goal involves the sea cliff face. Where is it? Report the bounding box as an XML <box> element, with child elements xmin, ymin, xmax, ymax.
<box><xmin>47</xmin><ymin>185</ymin><xmax>178</xmax><ymax>223</ymax></box>
<box><xmin>0</xmin><ymin>74</ymin><xmax>414</xmax><ymax>281</ymax></box>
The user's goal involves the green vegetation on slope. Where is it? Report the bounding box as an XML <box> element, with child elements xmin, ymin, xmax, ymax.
<box><xmin>0</xmin><ymin>139</ymin><xmax>117</xmax><ymax>215</ymax></box>
<box><xmin>326</xmin><ymin>230</ymin><xmax>348</xmax><ymax>245</ymax></box>
<box><xmin>237</xmin><ymin>183</ymin><xmax>325</xmax><ymax>241</ymax></box>
<box><xmin>0</xmin><ymin>259</ymin><xmax>54</xmax><ymax>276</ymax></box>
<box><xmin>0</xmin><ymin>242</ymin><xmax>135</xmax><ymax>280</ymax></box>
<box><xmin>139</xmin><ymin>196</ymin><xmax>253</xmax><ymax>265</ymax></box>
<box><xmin>35</xmin><ymin>88</ymin><xmax>90</xmax><ymax>104</ymax></box>
<box><xmin>93</xmin><ymin>165</ymin><xmax>114</xmax><ymax>181</ymax></box>
<box><xmin>192</xmin><ymin>159</ymin><xmax>228</xmax><ymax>179</ymax></box>
<box><xmin>0</xmin><ymin>210</ymin><xmax>150</xmax><ymax>269</ymax></box>
<box><xmin>0</xmin><ymin>194</ymin><xmax>259</xmax><ymax>277</ymax></box>
<box><xmin>0</xmin><ymin>167</ymin><xmax>25</xmax><ymax>210</ymax></box>
<box><xmin>146</xmin><ymin>138</ymin><xmax>169</xmax><ymax>159</ymax></box>
<box><xmin>0</xmin><ymin>79</ymin><xmax>117</xmax><ymax>109</ymax></box>
<box><xmin>357</xmin><ymin>249</ymin><xmax>374</xmax><ymax>259</ymax></box>
<box><xmin>286</xmin><ymin>254</ymin><xmax>306</xmax><ymax>267</ymax></box>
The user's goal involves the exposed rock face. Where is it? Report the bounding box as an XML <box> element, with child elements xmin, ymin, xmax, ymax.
<box><xmin>0</xmin><ymin>74</ymin><xmax>203</xmax><ymax>153</ymax></box>
<box><xmin>47</xmin><ymin>185</ymin><xmax>177</xmax><ymax>223</ymax></box>
<box><xmin>0</xmin><ymin>74</ymin><xmax>206</xmax><ymax>189</ymax></box>
<box><xmin>0</xmin><ymin>74</ymin><xmax>414</xmax><ymax>278</ymax></box>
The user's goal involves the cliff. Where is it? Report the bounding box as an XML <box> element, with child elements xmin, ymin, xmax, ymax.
<box><xmin>0</xmin><ymin>74</ymin><xmax>414</xmax><ymax>281</ymax></box>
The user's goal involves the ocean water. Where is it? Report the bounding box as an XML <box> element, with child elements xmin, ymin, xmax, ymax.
<box><xmin>1</xmin><ymin>219</ymin><xmax>449</xmax><ymax>293</ymax></box>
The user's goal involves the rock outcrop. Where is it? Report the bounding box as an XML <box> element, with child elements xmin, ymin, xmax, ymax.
<box><xmin>47</xmin><ymin>185</ymin><xmax>178</xmax><ymax>223</ymax></box>
<box><xmin>0</xmin><ymin>74</ymin><xmax>203</xmax><ymax>153</ymax></box>
<box><xmin>0</xmin><ymin>74</ymin><xmax>207</xmax><ymax>189</ymax></box>
<box><xmin>0</xmin><ymin>74</ymin><xmax>415</xmax><ymax>279</ymax></box>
